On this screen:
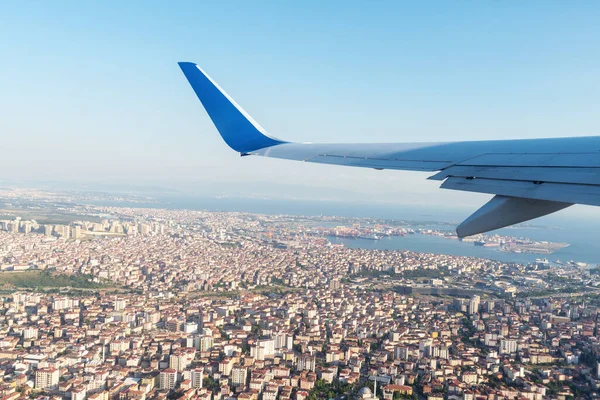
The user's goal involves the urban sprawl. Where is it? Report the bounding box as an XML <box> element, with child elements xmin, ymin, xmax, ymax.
<box><xmin>0</xmin><ymin>206</ymin><xmax>599</xmax><ymax>400</ymax></box>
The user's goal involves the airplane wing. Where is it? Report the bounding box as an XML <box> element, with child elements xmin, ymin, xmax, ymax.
<box><xmin>178</xmin><ymin>62</ymin><xmax>600</xmax><ymax>237</ymax></box>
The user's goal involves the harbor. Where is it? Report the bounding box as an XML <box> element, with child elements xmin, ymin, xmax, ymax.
<box><xmin>326</xmin><ymin>233</ymin><xmax>595</xmax><ymax>266</ymax></box>
<box><xmin>321</xmin><ymin>224</ymin><xmax>573</xmax><ymax>259</ymax></box>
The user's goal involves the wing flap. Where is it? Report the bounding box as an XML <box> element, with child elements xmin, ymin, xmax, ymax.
<box><xmin>429</xmin><ymin>166</ymin><xmax>600</xmax><ymax>186</ymax></box>
<box><xmin>456</xmin><ymin>195</ymin><xmax>572</xmax><ymax>238</ymax></box>
<box><xmin>441</xmin><ymin>177</ymin><xmax>600</xmax><ymax>207</ymax></box>
<box><xmin>457</xmin><ymin>153</ymin><xmax>600</xmax><ymax>168</ymax></box>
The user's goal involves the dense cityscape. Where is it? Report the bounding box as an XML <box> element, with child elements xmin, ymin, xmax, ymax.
<box><xmin>0</xmin><ymin>200</ymin><xmax>598</xmax><ymax>400</ymax></box>
<box><xmin>4</xmin><ymin>1</ymin><xmax>600</xmax><ymax>400</ymax></box>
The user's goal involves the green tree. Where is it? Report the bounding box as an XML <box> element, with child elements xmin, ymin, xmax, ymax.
<box><xmin>203</xmin><ymin>376</ymin><xmax>220</xmax><ymax>392</ymax></box>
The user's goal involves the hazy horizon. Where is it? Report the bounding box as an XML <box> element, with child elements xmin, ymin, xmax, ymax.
<box><xmin>2</xmin><ymin>1</ymin><xmax>599</xmax><ymax>218</ymax></box>
<box><xmin>3</xmin><ymin>178</ymin><xmax>600</xmax><ymax>229</ymax></box>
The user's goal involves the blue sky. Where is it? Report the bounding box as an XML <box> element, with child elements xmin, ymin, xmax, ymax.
<box><xmin>1</xmin><ymin>1</ymin><xmax>599</xmax><ymax>215</ymax></box>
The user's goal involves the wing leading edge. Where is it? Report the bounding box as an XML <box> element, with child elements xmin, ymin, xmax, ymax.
<box><xmin>178</xmin><ymin>62</ymin><xmax>600</xmax><ymax>237</ymax></box>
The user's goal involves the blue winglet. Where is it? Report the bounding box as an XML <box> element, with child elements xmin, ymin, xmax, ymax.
<box><xmin>178</xmin><ymin>62</ymin><xmax>286</xmax><ymax>153</ymax></box>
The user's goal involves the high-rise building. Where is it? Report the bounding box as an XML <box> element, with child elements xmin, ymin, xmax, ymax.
<box><xmin>191</xmin><ymin>369</ymin><xmax>203</xmax><ymax>389</ymax></box>
<box><xmin>53</xmin><ymin>297</ymin><xmax>79</xmax><ymax>311</ymax></box>
<box><xmin>55</xmin><ymin>225</ymin><xmax>71</xmax><ymax>239</ymax></box>
<box><xmin>170</xmin><ymin>353</ymin><xmax>188</xmax><ymax>372</ymax></box>
<box><xmin>419</xmin><ymin>339</ymin><xmax>433</xmax><ymax>358</ymax></box>
<box><xmin>499</xmin><ymin>339</ymin><xmax>518</xmax><ymax>354</ymax></box>
<box><xmin>219</xmin><ymin>358</ymin><xmax>233</xmax><ymax>376</ymax></box>
<box><xmin>139</xmin><ymin>223</ymin><xmax>150</xmax><ymax>235</ymax></box>
<box><xmin>273</xmin><ymin>332</ymin><xmax>285</xmax><ymax>349</ymax></box>
<box><xmin>297</xmin><ymin>355</ymin><xmax>316</xmax><ymax>372</ymax></box>
<box><xmin>231</xmin><ymin>365</ymin><xmax>248</xmax><ymax>387</ymax></box>
<box><xmin>44</xmin><ymin>225</ymin><xmax>53</xmax><ymax>236</ymax></box>
<box><xmin>250</xmin><ymin>338</ymin><xmax>275</xmax><ymax>359</ymax></box>
<box><xmin>109</xmin><ymin>222</ymin><xmax>123</xmax><ymax>234</ymax></box>
<box><xmin>453</xmin><ymin>298</ymin><xmax>468</xmax><ymax>312</ymax></box>
<box><xmin>251</xmin><ymin>345</ymin><xmax>265</xmax><ymax>361</ymax></box>
<box><xmin>22</xmin><ymin>327</ymin><xmax>38</xmax><ymax>340</ymax></box>
<box><xmin>438</xmin><ymin>346</ymin><xmax>449</xmax><ymax>360</ymax></box>
<box><xmin>184</xmin><ymin>322</ymin><xmax>198</xmax><ymax>334</ymax></box>
<box><xmin>35</xmin><ymin>367</ymin><xmax>59</xmax><ymax>389</ymax></box>
<box><xmin>126</xmin><ymin>224</ymin><xmax>138</xmax><ymax>235</ymax></box>
<box><xmin>469</xmin><ymin>295</ymin><xmax>480</xmax><ymax>315</ymax></box>
<box><xmin>114</xmin><ymin>299</ymin><xmax>126</xmax><ymax>311</ymax></box>
<box><xmin>159</xmin><ymin>369</ymin><xmax>178</xmax><ymax>390</ymax></box>
<box><xmin>394</xmin><ymin>346</ymin><xmax>409</xmax><ymax>360</ymax></box>
<box><xmin>194</xmin><ymin>335</ymin><xmax>213</xmax><ymax>352</ymax></box>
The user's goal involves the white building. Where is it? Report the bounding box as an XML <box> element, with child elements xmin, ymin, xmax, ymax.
<box><xmin>159</xmin><ymin>369</ymin><xmax>178</xmax><ymax>390</ymax></box>
<box><xmin>35</xmin><ymin>368</ymin><xmax>59</xmax><ymax>390</ymax></box>
<box><xmin>231</xmin><ymin>366</ymin><xmax>248</xmax><ymax>387</ymax></box>
<box><xmin>191</xmin><ymin>369</ymin><xmax>203</xmax><ymax>389</ymax></box>
<box><xmin>499</xmin><ymin>339</ymin><xmax>518</xmax><ymax>354</ymax></box>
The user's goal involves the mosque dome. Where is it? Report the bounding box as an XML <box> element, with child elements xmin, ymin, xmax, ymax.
<box><xmin>357</xmin><ymin>387</ymin><xmax>373</xmax><ymax>399</ymax></box>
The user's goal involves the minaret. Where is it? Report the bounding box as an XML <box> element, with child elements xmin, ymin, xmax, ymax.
<box><xmin>373</xmin><ymin>373</ymin><xmax>377</xmax><ymax>400</ymax></box>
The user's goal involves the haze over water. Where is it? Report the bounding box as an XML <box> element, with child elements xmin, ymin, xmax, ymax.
<box><xmin>92</xmin><ymin>194</ymin><xmax>600</xmax><ymax>265</ymax></box>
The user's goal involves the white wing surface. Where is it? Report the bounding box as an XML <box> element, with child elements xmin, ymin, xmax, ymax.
<box><xmin>179</xmin><ymin>62</ymin><xmax>600</xmax><ymax>237</ymax></box>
